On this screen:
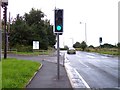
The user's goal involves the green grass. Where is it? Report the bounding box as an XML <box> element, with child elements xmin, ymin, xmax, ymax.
<box><xmin>86</xmin><ymin>48</ymin><xmax>119</xmax><ymax>55</ymax></box>
<box><xmin>5</xmin><ymin>50</ymin><xmax>52</xmax><ymax>56</ymax></box>
<box><xmin>2</xmin><ymin>58</ymin><xmax>41</xmax><ymax>88</ymax></box>
<box><xmin>0</xmin><ymin>61</ymin><xmax>2</xmax><ymax>89</ymax></box>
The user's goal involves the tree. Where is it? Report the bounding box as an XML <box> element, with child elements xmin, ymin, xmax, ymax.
<box><xmin>73</xmin><ymin>42</ymin><xmax>81</xmax><ymax>48</ymax></box>
<box><xmin>80</xmin><ymin>41</ymin><xmax>87</xmax><ymax>51</ymax></box>
<box><xmin>44</xmin><ymin>20</ymin><xmax>56</xmax><ymax>47</ymax></box>
<box><xmin>64</xmin><ymin>45</ymin><xmax>69</xmax><ymax>50</ymax></box>
<box><xmin>9</xmin><ymin>8</ymin><xmax>56</xmax><ymax>50</ymax></box>
<box><xmin>117</xmin><ymin>42</ymin><xmax>120</xmax><ymax>48</ymax></box>
<box><xmin>9</xmin><ymin>14</ymin><xmax>31</xmax><ymax>47</ymax></box>
<box><xmin>88</xmin><ymin>45</ymin><xmax>95</xmax><ymax>48</ymax></box>
<box><xmin>100</xmin><ymin>43</ymin><xmax>116</xmax><ymax>48</ymax></box>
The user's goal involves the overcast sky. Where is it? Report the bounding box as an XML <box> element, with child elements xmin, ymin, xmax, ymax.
<box><xmin>1</xmin><ymin>0</ymin><xmax>119</xmax><ymax>47</ymax></box>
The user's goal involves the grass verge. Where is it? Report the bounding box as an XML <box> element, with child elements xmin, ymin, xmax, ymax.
<box><xmin>2</xmin><ymin>58</ymin><xmax>41</xmax><ymax>88</ymax></box>
<box><xmin>5</xmin><ymin>50</ymin><xmax>53</xmax><ymax>56</ymax></box>
<box><xmin>0</xmin><ymin>61</ymin><xmax>1</xmax><ymax>89</ymax></box>
<box><xmin>87</xmin><ymin>48</ymin><xmax>119</xmax><ymax>56</ymax></box>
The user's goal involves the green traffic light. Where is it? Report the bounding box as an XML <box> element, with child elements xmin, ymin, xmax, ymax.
<box><xmin>57</xmin><ymin>25</ymin><xmax>61</xmax><ymax>31</ymax></box>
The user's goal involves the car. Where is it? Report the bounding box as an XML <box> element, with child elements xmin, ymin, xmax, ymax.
<box><xmin>67</xmin><ymin>47</ymin><xmax>76</xmax><ymax>54</ymax></box>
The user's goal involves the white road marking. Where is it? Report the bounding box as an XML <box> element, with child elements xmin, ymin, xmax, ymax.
<box><xmin>86</xmin><ymin>55</ymin><xmax>95</xmax><ymax>59</ymax></box>
<box><xmin>74</xmin><ymin>68</ymin><xmax>90</xmax><ymax>88</ymax></box>
<box><xmin>100</xmin><ymin>56</ymin><xmax>108</xmax><ymax>58</ymax></box>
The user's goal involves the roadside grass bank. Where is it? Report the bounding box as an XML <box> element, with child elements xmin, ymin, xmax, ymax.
<box><xmin>0</xmin><ymin>61</ymin><xmax>1</xmax><ymax>89</ymax></box>
<box><xmin>2</xmin><ymin>49</ymin><xmax>55</xmax><ymax>56</ymax></box>
<box><xmin>75</xmin><ymin>48</ymin><xmax>119</xmax><ymax>56</ymax></box>
<box><xmin>2</xmin><ymin>58</ymin><xmax>41</xmax><ymax>88</ymax></box>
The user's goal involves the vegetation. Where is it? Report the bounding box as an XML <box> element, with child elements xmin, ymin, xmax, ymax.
<box><xmin>2</xmin><ymin>58</ymin><xmax>41</xmax><ymax>88</ymax></box>
<box><xmin>64</xmin><ymin>45</ymin><xmax>69</xmax><ymax>50</ymax></box>
<box><xmin>73</xmin><ymin>41</ymin><xmax>87</xmax><ymax>51</ymax></box>
<box><xmin>2</xmin><ymin>8</ymin><xmax>56</xmax><ymax>51</ymax></box>
<box><xmin>9</xmin><ymin>50</ymin><xmax>54</xmax><ymax>55</ymax></box>
<box><xmin>73</xmin><ymin>41</ymin><xmax>119</xmax><ymax>55</ymax></box>
<box><xmin>73</xmin><ymin>42</ymin><xmax>81</xmax><ymax>48</ymax></box>
<box><xmin>0</xmin><ymin>61</ymin><xmax>1</xmax><ymax>89</ymax></box>
<box><xmin>60</xmin><ymin>45</ymin><xmax>69</xmax><ymax>50</ymax></box>
<box><xmin>86</xmin><ymin>47</ymin><xmax>119</xmax><ymax>55</ymax></box>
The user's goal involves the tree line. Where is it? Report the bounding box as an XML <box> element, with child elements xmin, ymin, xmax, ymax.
<box><xmin>64</xmin><ymin>41</ymin><xmax>120</xmax><ymax>51</ymax></box>
<box><xmin>2</xmin><ymin>8</ymin><xmax>56</xmax><ymax>51</ymax></box>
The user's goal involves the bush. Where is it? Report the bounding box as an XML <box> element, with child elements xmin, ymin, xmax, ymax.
<box><xmin>75</xmin><ymin>48</ymin><xmax>82</xmax><ymax>51</ymax></box>
<box><xmin>16</xmin><ymin>45</ymin><xmax>33</xmax><ymax>52</ymax></box>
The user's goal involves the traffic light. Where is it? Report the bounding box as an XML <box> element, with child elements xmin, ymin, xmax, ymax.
<box><xmin>54</xmin><ymin>9</ymin><xmax>63</xmax><ymax>34</ymax></box>
<box><xmin>99</xmin><ymin>37</ymin><xmax>102</xmax><ymax>43</ymax></box>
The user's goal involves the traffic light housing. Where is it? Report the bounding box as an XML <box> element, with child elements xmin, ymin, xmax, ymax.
<box><xmin>54</xmin><ymin>9</ymin><xmax>63</xmax><ymax>34</ymax></box>
<box><xmin>99</xmin><ymin>37</ymin><xmax>102</xmax><ymax>43</ymax></box>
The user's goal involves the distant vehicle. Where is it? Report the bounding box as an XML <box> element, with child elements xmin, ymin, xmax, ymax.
<box><xmin>67</xmin><ymin>47</ymin><xmax>76</xmax><ymax>54</ymax></box>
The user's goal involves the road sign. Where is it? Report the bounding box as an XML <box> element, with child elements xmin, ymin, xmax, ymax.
<box><xmin>33</xmin><ymin>41</ymin><xmax>39</xmax><ymax>49</ymax></box>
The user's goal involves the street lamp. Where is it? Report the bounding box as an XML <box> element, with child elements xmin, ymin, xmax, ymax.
<box><xmin>80</xmin><ymin>22</ymin><xmax>87</xmax><ymax>44</ymax></box>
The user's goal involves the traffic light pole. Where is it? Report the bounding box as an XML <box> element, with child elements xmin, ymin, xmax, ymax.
<box><xmin>55</xmin><ymin>8</ymin><xmax>63</xmax><ymax>80</ymax></box>
<box><xmin>57</xmin><ymin>33</ymin><xmax>60</xmax><ymax>80</ymax></box>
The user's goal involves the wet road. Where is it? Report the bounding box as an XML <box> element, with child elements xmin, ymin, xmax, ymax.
<box><xmin>63</xmin><ymin>51</ymin><xmax>120</xmax><ymax>88</ymax></box>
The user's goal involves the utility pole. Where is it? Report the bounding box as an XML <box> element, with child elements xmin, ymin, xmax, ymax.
<box><xmin>3</xmin><ymin>6</ymin><xmax>7</xmax><ymax>59</ymax></box>
<box><xmin>0</xmin><ymin>0</ymin><xmax>2</xmax><ymax>61</ymax></box>
<box><xmin>7</xmin><ymin>12</ymin><xmax>10</xmax><ymax>51</ymax></box>
<box><xmin>2</xmin><ymin>0</ymin><xmax>8</xmax><ymax>59</ymax></box>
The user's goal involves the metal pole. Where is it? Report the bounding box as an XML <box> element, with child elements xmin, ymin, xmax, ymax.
<box><xmin>0</xmin><ymin>1</ymin><xmax>2</xmax><ymax>61</ymax></box>
<box><xmin>85</xmin><ymin>23</ymin><xmax>87</xmax><ymax>44</ymax></box>
<box><xmin>4</xmin><ymin>6</ymin><xmax>7</xmax><ymax>59</ymax></box>
<box><xmin>57</xmin><ymin>33</ymin><xmax>60</xmax><ymax>80</ymax></box>
<box><xmin>7</xmin><ymin>12</ymin><xmax>10</xmax><ymax>51</ymax></box>
<box><xmin>63</xmin><ymin>53</ymin><xmax>65</xmax><ymax>67</ymax></box>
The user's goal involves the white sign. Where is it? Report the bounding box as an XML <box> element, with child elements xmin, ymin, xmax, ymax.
<box><xmin>33</xmin><ymin>41</ymin><xmax>39</xmax><ymax>49</ymax></box>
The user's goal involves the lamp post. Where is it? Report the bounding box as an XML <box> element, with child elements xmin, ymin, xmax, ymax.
<box><xmin>80</xmin><ymin>22</ymin><xmax>87</xmax><ymax>44</ymax></box>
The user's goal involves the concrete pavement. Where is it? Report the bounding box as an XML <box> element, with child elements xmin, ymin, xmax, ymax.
<box><xmin>26</xmin><ymin>60</ymin><xmax>72</xmax><ymax>88</ymax></box>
